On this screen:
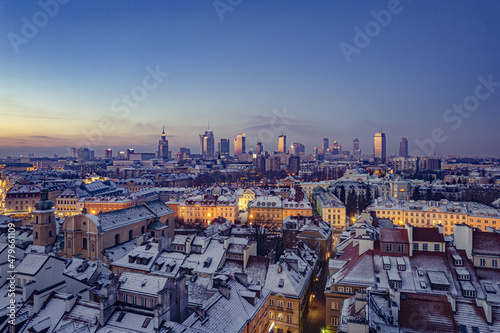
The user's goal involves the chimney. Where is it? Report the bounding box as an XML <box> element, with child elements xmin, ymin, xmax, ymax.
<box><xmin>447</xmin><ymin>294</ymin><xmax>456</xmax><ymax>313</ymax></box>
<box><xmin>158</xmin><ymin>235</ymin><xmax>171</xmax><ymax>252</ymax></box>
<box><xmin>234</xmin><ymin>272</ymin><xmax>249</xmax><ymax>287</ymax></box>
<box><xmin>65</xmin><ymin>294</ymin><xmax>78</xmax><ymax>312</ymax></box>
<box><xmin>478</xmin><ymin>298</ymin><xmax>492</xmax><ymax>324</ymax></box>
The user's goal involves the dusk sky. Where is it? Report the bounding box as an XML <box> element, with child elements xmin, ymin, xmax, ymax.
<box><xmin>1</xmin><ymin>0</ymin><xmax>500</xmax><ymax>158</ymax></box>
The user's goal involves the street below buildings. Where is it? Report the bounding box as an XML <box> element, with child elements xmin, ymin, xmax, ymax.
<box><xmin>304</xmin><ymin>263</ymin><xmax>328</xmax><ymax>333</ymax></box>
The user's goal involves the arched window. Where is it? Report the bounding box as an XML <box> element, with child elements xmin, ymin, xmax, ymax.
<box><xmin>35</xmin><ymin>232</ymin><xmax>38</xmax><ymax>239</ymax></box>
<box><xmin>36</xmin><ymin>216</ymin><xmax>38</xmax><ymax>224</ymax></box>
<box><xmin>49</xmin><ymin>231</ymin><xmax>52</xmax><ymax>237</ymax></box>
<box><xmin>91</xmin><ymin>242</ymin><xmax>95</xmax><ymax>252</ymax></box>
<box><xmin>67</xmin><ymin>239</ymin><xmax>72</xmax><ymax>248</ymax></box>
<box><xmin>115</xmin><ymin>234</ymin><xmax>120</xmax><ymax>245</ymax></box>
<box><xmin>48</xmin><ymin>215</ymin><xmax>51</xmax><ymax>223</ymax></box>
<box><xmin>83</xmin><ymin>238</ymin><xmax>87</xmax><ymax>250</ymax></box>
<box><xmin>141</xmin><ymin>226</ymin><xmax>145</xmax><ymax>234</ymax></box>
<box><xmin>129</xmin><ymin>230</ymin><xmax>133</xmax><ymax>241</ymax></box>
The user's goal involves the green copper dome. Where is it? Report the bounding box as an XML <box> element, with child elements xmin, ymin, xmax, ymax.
<box><xmin>35</xmin><ymin>186</ymin><xmax>54</xmax><ymax>211</ymax></box>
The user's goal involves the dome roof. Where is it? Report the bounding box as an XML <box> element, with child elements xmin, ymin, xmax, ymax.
<box><xmin>35</xmin><ymin>198</ymin><xmax>54</xmax><ymax>211</ymax></box>
<box><xmin>34</xmin><ymin>185</ymin><xmax>54</xmax><ymax>211</ymax></box>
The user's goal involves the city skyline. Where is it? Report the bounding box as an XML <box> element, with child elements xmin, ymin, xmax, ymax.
<box><xmin>2</xmin><ymin>1</ymin><xmax>500</xmax><ymax>158</ymax></box>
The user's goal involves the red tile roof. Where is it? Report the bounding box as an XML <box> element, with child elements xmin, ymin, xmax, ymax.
<box><xmin>399</xmin><ymin>293</ymin><xmax>455</xmax><ymax>332</ymax></box>
<box><xmin>472</xmin><ymin>231</ymin><xmax>500</xmax><ymax>256</ymax></box>
<box><xmin>380</xmin><ymin>228</ymin><xmax>409</xmax><ymax>243</ymax></box>
<box><xmin>413</xmin><ymin>227</ymin><xmax>445</xmax><ymax>243</ymax></box>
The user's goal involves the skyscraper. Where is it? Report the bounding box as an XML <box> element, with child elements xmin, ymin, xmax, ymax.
<box><xmin>353</xmin><ymin>138</ymin><xmax>361</xmax><ymax>157</ymax></box>
<box><xmin>290</xmin><ymin>142</ymin><xmax>305</xmax><ymax>155</ymax></box>
<box><xmin>374</xmin><ymin>132</ymin><xmax>386</xmax><ymax>162</ymax></box>
<box><xmin>322</xmin><ymin>138</ymin><xmax>329</xmax><ymax>154</ymax></box>
<box><xmin>255</xmin><ymin>142</ymin><xmax>263</xmax><ymax>155</ymax></box>
<box><xmin>157</xmin><ymin>127</ymin><xmax>169</xmax><ymax>159</ymax></box>
<box><xmin>278</xmin><ymin>134</ymin><xmax>287</xmax><ymax>153</ymax></box>
<box><xmin>234</xmin><ymin>133</ymin><xmax>246</xmax><ymax>156</ymax></box>
<box><xmin>288</xmin><ymin>155</ymin><xmax>300</xmax><ymax>175</ymax></box>
<box><xmin>105</xmin><ymin>149</ymin><xmax>113</xmax><ymax>158</ymax></box>
<box><xmin>329</xmin><ymin>141</ymin><xmax>342</xmax><ymax>154</ymax></box>
<box><xmin>200</xmin><ymin>129</ymin><xmax>214</xmax><ymax>159</ymax></box>
<box><xmin>127</xmin><ymin>148</ymin><xmax>135</xmax><ymax>160</ymax></box>
<box><xmin>399</xmin><ymin>137</ymin><xmax>408</xmax><ymax>158</ymax></box>
<box><xmin>218</xmin><ymin>139</ymin><xmax>230</xmax><ymax>157</ymax></box>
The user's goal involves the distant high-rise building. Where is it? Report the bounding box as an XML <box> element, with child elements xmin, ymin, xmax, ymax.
<box><xmin>278</xmin><ymin>134</ymin><xmax>287</xmax><ymax>153</ymax></box>
<box><xmin>266</xmin><ymin>155</ymin><xmax>281</xmax><ymax>172</ymax></box>
<box><xmin>329</xmin><ymin>141</ymin><xmax>342</xmax><ymax>154</ymax></box>
<box><xmin>254</xmin><ymin>154</ymin><xmax>266</xmax><ymax>174</ymax></box>
<box><xmin>176</xmin><ymin>147</ymin><xmax>191</xmax><ymax>161</ymax></box>
<box><xmin>234</xmin><ymin>133</ymin><xmax>246</xmax><ymax>156</ymax></box>
<box><xmin>118</xmin><ymin>151</ymin><xmax>126</xmax><ymax>159</ymax></box>
<box><xmin>218</xmin><ymin>139</ymin><xmax>230</xmax><ymax>157</ymax></box>
<box><xmin>322</xmin><ymin>138</ymin><xmax>329</xmax><ymax>154</ymax></box>
<box><xmin>127</xmin><ymin>148</ymin><xmax>135</xmax><ymax>160</ymax></box>
<box><xmin>419</xmin><ymin>156</ymin><xmax>441</xmax><ymax>171</ymax></box>
<box><xmin>255</xmin><ymin>142</ymin><xmax>263</xmax><ymax>155</ymax></box>
<box><xmin>399</xmin><ymin>137</ymin><xmax>408</xmax><ymax>158</ymax></box>
<box><xmin>353</xmin><ymin>138</ymin><xmax>361</xmax><ymax>157</ymax></box>
<box><xmin>374</xmin><ymin>132</ymin><xmax>386</xmax><ymax>162</ymax></box>
<box><xmin>200</xmin><ymin>130</ymin><xmax>214</xmax><ymax>159</ymax></box>
<box><xmin>157</xmin><ymin>127</ymin><xmax>169</xmax><ymax>159</ymax></box>
<box><xmin>290</xmin><ymin>142</ymin><xmax>305</xmax><ymax>156</ymax></box>
<box><xmin>105</xmin><ymin>149</ymin><xmax>113</xmax><ymax>158</ymax></box>
<box><xmin>77</xmin><ymin>147</ymin><xmax>93</xmax><ymax>162</ymax></box>
<box><xmin>288</xmin><ymin>155</ymin><xmax>300</xmax><ymax>175</ymax></box>
<box><xmin>314</xmin><ymin>147</ymin><xmax>321</xmax><ymax>155</ymax></box>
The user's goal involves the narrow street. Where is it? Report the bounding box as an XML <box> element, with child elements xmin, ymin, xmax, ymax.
<box><xmin>304</xmin><ymin>264</ymin><xmax>328</xmax><ymax>333</ymax></box>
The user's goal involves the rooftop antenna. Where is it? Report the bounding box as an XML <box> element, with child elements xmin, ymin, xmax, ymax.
<box><xmin>208</xmin><ymin>121</ymin><xmax>210</xmax><ymax>131</ymax></box>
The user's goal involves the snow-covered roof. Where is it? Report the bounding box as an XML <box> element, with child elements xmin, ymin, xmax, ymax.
<box><xmin>94</xmin><ymin>200</ymin><xmax>173</xmax><ymax>232</ymax></box>
<box><xmin>265</xmin><ymin>248</ymin><xmax>316</xmax><ymax>299</ymax></box>
<box><xmin>15</xmin><ymin>253</ymin><xmax>52</xmax><ymax>276</ymax></box>
<box><xmin>183</xmin><ymin>277</ymin><xmax>271</xmax><ymax>333</ymax></box>
<box><xmin>119</xmin><ymin>271</ymin><xmax>168</xmax><ymax>297</ymax></box>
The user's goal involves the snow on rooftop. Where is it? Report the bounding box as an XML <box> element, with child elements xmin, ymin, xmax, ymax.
<box><xmin>16</xmin><ymin>253</ymin><xmax>50</xmax><ymax>276</ymax></box>
<box><xmin>119</xmin><ymin>271</ymin><xmax>168</xmax><ymax>297</ymax></box>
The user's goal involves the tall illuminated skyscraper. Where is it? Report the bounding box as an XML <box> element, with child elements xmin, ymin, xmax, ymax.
<box><xmin>255</xmin><ymin>142</ymin><xmax>263</xmax><ymax>155</ymax></box>
<box><xmin>290</xmin><ymin>142</ymin><xmax>305</xmax><ymax>155</ymax></box>
<box><xmin>200</xmin><ymin>129</ymin><xmax>214</xmax><ymax>159</ymax></box>
<box><xmin>157</xmin><ymin>127</ymin><xmax>169</xmax><ymax>160</ymax></box>
<box><xmin>374</xmin><ymin>132</ymin><xmax>386</xmax><ymax>162</ymax></box>
<box><xmin>399</xmin><ymin>137</ymin><xmax>408</xmax><ymax>157</ymax></box>
<box><xmin>322</xmin><ymin>138</ymin><xmax>329</xmax><ymax>154</ymax></box>
<box><xmin>234</xmin><ymin>133</ymin><xmax>246</xmax><ymax>156</ymax></box>
<box><xmin>278</xmin><ymin>134</ymin><xmax>286</xmax><ymax>153</ymax></box>
<box><xmin>353</xmin><ymin>138</ymin><xmax>361</xmax><ymax>157</ymax></box>
<box><xmin>218</xmin><ymin>139</ymin><xmax>230</xmax><ymax>157</ymax></box>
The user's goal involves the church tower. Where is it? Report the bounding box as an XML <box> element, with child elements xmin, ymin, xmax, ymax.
<box><xmin>157</xmin><ymin>126</ymin><xmax>169</xmax><ymax>160</ymax></box>
<box><xmin>32</xmin><ymin>181</ymin><xmax>56</xmax><ymax>246</ymax></box>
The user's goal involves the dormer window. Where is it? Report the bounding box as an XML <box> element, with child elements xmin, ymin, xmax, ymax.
<box><xmin>383</xmin><ymin>256</ymin><xmax>391</xmax><ymax>270</ymax></box>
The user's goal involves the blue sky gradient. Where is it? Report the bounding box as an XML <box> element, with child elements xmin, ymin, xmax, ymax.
<box><xmin>1</xmin><ymin>0</ymin><xmax>500</xmax><ymax>157</ymax></box>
